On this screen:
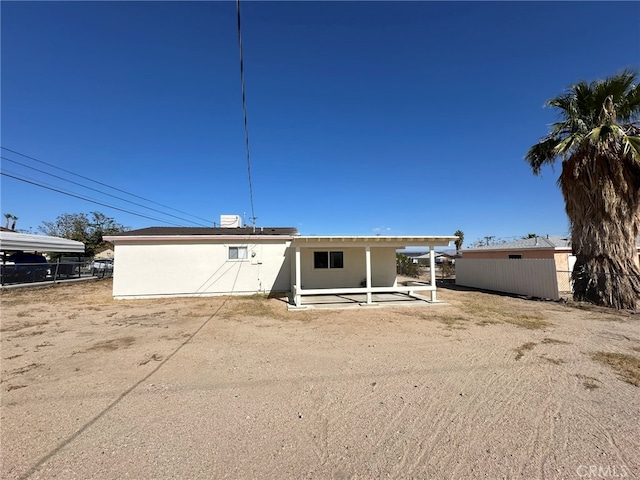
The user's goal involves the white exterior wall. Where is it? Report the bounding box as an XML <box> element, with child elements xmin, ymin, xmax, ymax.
<box><xmin>371</xmin><ymin>247</ymin><xmax>398</xmax><ymax>287</ymax></box>
<box><xmin>112</xmin><ymin>240</ymin><xmax>291</xmax><ymax>299</ymax></box>
<box><xmin>298</xmin><ymin>247</ymin><xmax>397</xmax><ymax>289</ymax></box>
<box><xmin>456</xmin><ymin>258</ymin><xmax>560</xmax><ymax>300</ymax></box>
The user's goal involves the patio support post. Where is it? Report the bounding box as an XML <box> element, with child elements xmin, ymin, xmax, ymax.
<box><xmin>295</xmin><ymin>246</ymin><xmax>301</xmax><ymax>307</ymax></box>
<box><xmin>429</xmin><ymin>246</ymin><xmax>437</xmax><ymax>302</ymax></box>
<box><xmin>365</xmin><ymin>246</ymin><xmax>372</xmax><ymax>304</ymax></box>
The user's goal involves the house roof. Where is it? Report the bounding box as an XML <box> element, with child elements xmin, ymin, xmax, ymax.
<box><xmin>0</xmin><ymin>230</ymin><xmax>85</xmax><ymax>253</ymax></box>
<box><xmin>111</xmin><ymin>226</ymin><xmax>299</xmax><ymax>237</ymax></box>
<box><xmin>104</xmin><ymin>226</ymin><xmax>300</xmax><ymax>243</ymax></box>
<box><xmin>464</xmin><ymin>235</ymin><xmax>571</xmax><ymax>252</ymax></box>
<box><xmin>105</xmin><ymin>229</ymin><xmax>455</xmax><ymax>248</ymax></box>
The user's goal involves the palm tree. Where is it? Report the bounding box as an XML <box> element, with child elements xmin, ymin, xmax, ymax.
<box><xmin>525</xmin><ymin>69</ymin><xmax>640</xmax><ymax>309</ymax></box>
<box><xmin>454</xmin><ymin>230</ymin><xmax>464</xmax><ymax>252</ymax></box>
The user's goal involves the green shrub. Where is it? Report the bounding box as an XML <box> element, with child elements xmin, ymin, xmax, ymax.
<box><xmin>396</xmin><ymin>253</ymin><xmax>420</xmax><ymax>278</ymax></box>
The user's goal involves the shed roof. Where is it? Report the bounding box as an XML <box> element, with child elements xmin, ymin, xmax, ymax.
<box><xmin>0</xmin><ymin>231</ymin><xmax>85</xmax><ymax>253</ymax></box>
<box><xmin>465</xmin><ymin>235</ymin><xmax>571</xmax><ymax>252</ymax></box>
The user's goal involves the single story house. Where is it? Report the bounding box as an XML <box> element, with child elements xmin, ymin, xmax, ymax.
<box><xmin>94</xmin><ymin>248</ymin><xmax>114</xmax><ymax>260</ymax></box>
<box><xmin>415</xmin><ymin>251</ymin><xmax>459</xmax><ymax>265</ymax></box>
<box><xmin>463</xmin><ymin>235</ymin><xmax>640</xmax><ymax>268</ymax></box>
<box><xmin>104</xmin><ymin>221</ymin><xmax>456</xmax><ymax>308</ymax></box>
<box><xmin>462</xmin><ymin>235</ymin><xmax>575</xmax><ymax>270</ymax></box>
<box><xmin>461</xmin><ymin>235</ymin><xmax>640</xmax><ymax>294</ymax></box>
<box><xmin>461</xmin><ymin>236</ymin><xmax>574</xmax><ymax>293</ymax></box>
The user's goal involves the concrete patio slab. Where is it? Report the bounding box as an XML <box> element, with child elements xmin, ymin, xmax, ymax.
<box><xmin>287</xmin><ymin>292</ymin><xmax>447</xmax><ymax>310</ymax></box>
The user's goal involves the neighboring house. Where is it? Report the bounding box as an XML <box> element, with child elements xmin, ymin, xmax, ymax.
<box><xmin>461</xmin><ymin>236</ymin><xmax>574</xmax><ymax>294</ymax></box>
<box><xmin>104</xmin><ymin>218</ymin><xmax>456</xmax><ymax>308</ymax></box>
<box><xmin>415</xmin><ymin>251</ymin><xmax>459</xmax><ymax>265</ymax></box>
<box><xmin>94</xmin><ymin>248</ymin><xmax>114</xmax><ymax>260</ymax></box>
<box><xmin>461</xmin><ymin>235</ymin><xmax>640</xmax><ymax>295</ymax></box>
<box><xmin>463</xmin><ymin>235</ymin><xmax>640</xmax><ymax>268</ymax></box>
<box><xmin>463</xmin><ymin>235</ymin><xmax>575</xmax><ymax>270</ymax></box>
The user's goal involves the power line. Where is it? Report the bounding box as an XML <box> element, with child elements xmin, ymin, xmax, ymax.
<box><xmin>1</xmin><ymin>156</ymin><xmax>209</xmax><ymax>227</ymax></box>
<box><xmin>236</xmin><ymin>0</ymin><xmax>257</xmax><ymax>228</ymax></box>
<box><xmin>1</xmin><ymin>171</ymin><xmax>183</xmax><ymax>226</ymax></box>
<box><xmin>0</xmin><ymin>146</ymin><xmax>214</xmax><ymax>225</ymax></box>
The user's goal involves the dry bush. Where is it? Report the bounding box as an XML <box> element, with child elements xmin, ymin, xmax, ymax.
<box><xmin>591</xmin><ymin>352</ymin><xmax>640</xmax><ymax>387</ymax></box>
<box><xmin>514</xmin><ymin>342</ymin><xmax>537</xmax><ymax>361</ymax></box>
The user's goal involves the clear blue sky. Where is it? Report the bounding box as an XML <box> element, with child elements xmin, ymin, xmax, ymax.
<box><xmin>2</xmin><ymin>1</ymin><xmax>639</xmax><ymax>247</ymax></box>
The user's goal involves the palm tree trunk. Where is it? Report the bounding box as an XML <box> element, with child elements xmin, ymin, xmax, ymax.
<box><xmin>561</xmin><ymin>143</ymin><xmax>640</xmax><ymax>310</ymax></box>
<box><xmin>572</xmin><ymin>256</ymin><xmax>640</xmax><ymax>309</ymax></box>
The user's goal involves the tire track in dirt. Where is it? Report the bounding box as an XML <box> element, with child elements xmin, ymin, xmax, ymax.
<box><xmin>365</xmin><ymin>341</ymin><xmax>510</xmax><ymax>477</ymax></box>
<box><xmin>302</xmin><ymin>386</ymin><xmax>333</xmax><ymax>468</ymax></box>
<box><xmin>330</xmin><ymin>337</ymin><xmax>504</xmax><ymax>478</ymax></box>
<box><xmin>574</xmin><ymin>405</ymin><xmax>633</xmax><ymax>471</ymax></box>
<box><xmin>434</xmin><ymin>351</ymin><xmax>560</xmax><ymax>479</ymax></box>
<box><xmin>534</xmin><ymin>366</ymin><xmax>571</xmax><ymax>479</ymax></box>
<box><xmin>514</xmin><ymin>381</ymin><xmax>557</xmax><ymax>478</ymax></box>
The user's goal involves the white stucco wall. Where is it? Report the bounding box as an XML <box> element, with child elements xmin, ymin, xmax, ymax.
<box><xmin>112</xmin><ymin>239</ymin><xmax>291</xmax><ymax>299</ymax></box>
<box><xmin>297</xmin><ymin>247</ymin><xmax>397</xmax><ymax>289</ymax></box>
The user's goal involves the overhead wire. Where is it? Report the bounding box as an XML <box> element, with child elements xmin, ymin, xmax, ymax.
<box><xmin>1</xmin><ymin>146</ymin><xmax>214</xmax><ymax>225</ymax></box>
<box><xmin>1</xmin><ymin>171</ymin><xmax>183</xmax><ymax>226</ymax></box>
<box><xmin>3</xmin><ymin>2</ymin><xmax>260</xmax><ymax>228</ymax></box>
<box><xmin>1</xmin><ymin>155</ymin><xmax>209</xmax><ymax>227</ymax></box>
<box><xmin>236</xmin><ymin>0</ymin><xmax>257</xmax><ymax>228</ymax></box>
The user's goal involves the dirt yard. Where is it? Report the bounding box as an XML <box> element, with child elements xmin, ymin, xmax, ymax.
<box><xmin>1</xmin><ymin>279</ymin><xmax>639</xmax><ymax>479</ymax></box>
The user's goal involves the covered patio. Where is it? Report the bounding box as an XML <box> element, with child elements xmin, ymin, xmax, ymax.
<box><xmin>289</xmin><ymin>235</ymin><xmax>456</xmax><ymax>309</ymax></box>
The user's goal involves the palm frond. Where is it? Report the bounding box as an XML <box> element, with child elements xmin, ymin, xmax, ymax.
<box><xmin>622</xmin><ymin>135</ymin><xmax>640</xmax><ymax>161</ymax></box>
<box><xmin>525</xmin><ymin>137</ymin><xmax>561</xmax><ymax>175</ymax></box>
<box><xmin>616</xmin><ymin>83</ymin><xmax>640</xmax><ymax>122</ymax></box>
<box><xmin>555</xmin><ymin>132</ymin><xmax>585</xmax><ymax>157</ymax></box>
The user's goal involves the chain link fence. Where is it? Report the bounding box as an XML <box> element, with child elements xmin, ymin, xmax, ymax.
<box><xmin>1</xmin><ymin>257</ymin><xmax>113</xmax><ymax>286</ymax></box>
<box><xmin>557</xmin><ymin>270</ymin><xmax>573</xmax><ymax>298</ymax></box>
<box><xmin>556</xmin><ymin>270</ymin><xmax>640</xmax><ymax>302</ymax></box>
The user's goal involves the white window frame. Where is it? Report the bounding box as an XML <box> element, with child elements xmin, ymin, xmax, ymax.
<box><xmin>228</xmin><ymin>246</ymin><xmax>248</xmax><ymax>261</ymax></box>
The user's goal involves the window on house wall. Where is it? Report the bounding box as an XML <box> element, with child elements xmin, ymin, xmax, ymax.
<box><xmin>229</xmin><ymin>246</ymin><xmax>248</xmax><ymax>260</ymax></box>
<box><xmin>314</xmin><ymin>251</ymin><xmax>344</xmax><ymax>269</ymax></box>
<box><xmin>330</xmin><ymin>251</ymin><xmax>344</xmax><ymax>268</ymax></box>
<box><xmin>508</xmin><ymin>254</ymin><xmax>523</xmax><ymax>259</ymax></box>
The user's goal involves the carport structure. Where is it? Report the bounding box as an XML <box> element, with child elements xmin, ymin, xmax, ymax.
<box><xmin>1</xmin><ymin>230</ymin><xmax>85</xmax><ymax>286</ymax></box>
<box><xmin>0</xmin><ymin>230</ymin><xmax>85</xmax><ymax>253</ymax></box>
<box><xmin>290</xmin><ymin>235</ymin><xmax>456</xmax><ymax>309</ymax></box>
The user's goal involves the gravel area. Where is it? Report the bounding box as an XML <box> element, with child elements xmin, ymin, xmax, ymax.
<box><xmin>1</xmin><ymin>279</ymin><xmax>639</xmax><ymax>479</ymax></box>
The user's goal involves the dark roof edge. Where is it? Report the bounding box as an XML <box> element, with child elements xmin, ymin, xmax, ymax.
<box><xmin>111</xmin><ymin>226</ymin><xmax>299</xmax><ymax>237</ymax></box>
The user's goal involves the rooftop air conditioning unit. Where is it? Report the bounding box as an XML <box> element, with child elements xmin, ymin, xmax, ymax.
<box><xmin>220</xmin><ymin>215</ymin><xmax>242</xmax><ymax>228</ymax></box>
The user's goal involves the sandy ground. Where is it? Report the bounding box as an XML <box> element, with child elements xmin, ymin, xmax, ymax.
<box><xmin>1</xmin><ymin>279</ymin><xmax>639</xmax><ymax>479</ymax></box>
